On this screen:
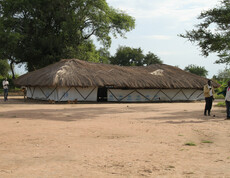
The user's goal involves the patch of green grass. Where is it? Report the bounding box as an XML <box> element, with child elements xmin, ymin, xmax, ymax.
<box><xmin>178</xmin><ymin>134</ymin><xmax>184</xmax><ymax>136</ymax></box>
<box><xmin>214</xmin><ymin>93</ymin><xmax>225</xmax><ymax>99</ymax></box>
<box><xmin>184</xmin><ymin>142</ymin><xmax>196</xmax><ymax>146</ymax></box>
<box><xmin>201</xmin><ymin>140</ymin><xmax>213</xmax><ymax>144</ymax></box>
<box><xmin>216</xmin><ymin>102</ymin><xmax>226</xmax><ymax>107</ymax></box>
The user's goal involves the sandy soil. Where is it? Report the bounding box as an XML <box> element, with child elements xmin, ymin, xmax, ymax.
<box><xmin>0</xmin><ymin>96</ymin><xmax>230</xmax><ymax>178</ymax></box>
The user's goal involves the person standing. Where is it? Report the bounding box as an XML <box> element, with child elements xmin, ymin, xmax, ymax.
<box><xmin>225</xmin><ymin>81</ymin><xmax>230</xmax><ymax>119</ymax></box>
<box><xmin>2</xmin><ymin>78</ymin><xmax>9</xmax><ymax>101</ymax></box>
<box><xmin>203</xmin><ymin>80</ymin><xmax>215</xmax><ymax>116</ymax></box>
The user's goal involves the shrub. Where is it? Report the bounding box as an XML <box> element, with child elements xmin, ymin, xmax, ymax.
<box><xmin>216</xmin><ymin>102</ymin><xmax>226</xmax><ymax>107</ymax></box>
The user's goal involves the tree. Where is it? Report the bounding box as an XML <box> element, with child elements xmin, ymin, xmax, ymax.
<box><xmin>180</xmin><ymin>0</ymin><xmax>230</xmax><ymax>65</ymax></box>
<box><xmin>212</xmin><ymin>68</ymin><xmax>230</xmax><ymax>94</ymax></box>
<box><xmin>0</xmin><ymin>0</ymin><xmax>135</xmax><ymax>74</ymax></box>
<box><xmin>184</xmin><ymin>64</ymin><xmax>208</xmax><ymax>77</ymax></box>
<box><xmin>110</xmin><ymin>46</ymin><xmax>162</xmax><ymax>66</ymax></box>
<box><xmin>143</xmin><ymin>52</ymin><xmax>163</xmax><ymax>65</ymax></box>
<box><xmin>213</xmin><ymin>68</ymin><xmax>230</xmax><ymax>82</ymax></box>
<box><xmin>0</xmin><ymin>60</ymin><xmax>10</xmax><ymax>76</ymax></box>
<box><xmin>110</xmin><ymin>46</ymin><xmax>144</xmax><ymax>66</ymax></box>
<box><xmin>98</xmin><ymin>48</ymin><xmax>110</xmax><ymax>64</ymax></box>
<box><xmin>216</xmin><ymin>69</ymin><xmax>230</xmax><ymax>79</ymax></box>
<box><xmin>64</xmin><ymin>40</ymin><xmax>101</xmax><ymax>62</ymax></box>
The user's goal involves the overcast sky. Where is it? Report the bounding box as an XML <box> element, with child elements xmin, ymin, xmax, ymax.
<box><xmin>16</xmin><ymin>0</ymin><xmax>225</xmax><ymax>78</ymax></box>
<box><xmin>105</xmin><ymin>0</ymin><xmax>226</xmax><ymax>78</ymax></box>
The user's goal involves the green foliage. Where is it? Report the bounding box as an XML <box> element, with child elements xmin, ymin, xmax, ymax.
<box><xmin>213</xmin><ymin>69</ymin><xmax>229</xmax><ymax>95</ymax></box>
<box><xmin>216</xmin><ymin>101</ymin><xmax>226</xmax><ymax>107</ymax></box>
<box><xmin>64</xmin><ymin>41</ymin><xmax>100</xmax><ymax>63</ymax></box>
<box><xmin>0</xmin><ymin>0</ymin><xmax>135</xmax><ymax>71</ymax></box>
<box><xmin>184</xmin><ymin>64</ymin><xmax>208</xmax><ymax>77</ymax></box>
<box><xmin>143</xmin><ymin>52</ymin><xmax>163</xmax><ymax>65</ymax></box>
<box><xmin>0</xmin><ymin>75</ymin><xmax>19</xmax><ymax>90</ymax></box>
<box><xmin>110</xmin><ymin>46</ymin><xmax>144</xmax><ymax>66</ymax></box>
<box><xmin>98</xmin><ymin>48</ymin><xmax>110</xmax><ymax>64</ymax></box>
<box><xmin>64</xmin><ymin>41</ymin><xmax>111</xmax><ymax>64</ymax></box>
<box><xmin>110</xmin><ymin>46</ymin><xmax>162</xmax><ymax>66</ymax></box>
<box><xmin>214</xmin><ymin>93</ymin><xmax>225</xmax><ymax>99</ymax></box>
<box><xmin>213</xmin><ymin>69</ymin><xmax>230</xmax><ymax>82</ymax></box>
<box><xmin>201</xmin><ymin>140</ymin><xmax>213</xmax><ymax>143</ymax></box>
<box><xmin>180</xmin><ymin>0</ymin><xmax>230</xmax><ymax>65</ymax></box>
<box><xmin>0</xmin><ymin>60</ymin><xmax>10</xmax><ymax>76</ymax></box>
<box><xmin>214</xmin><ymin>79</ymin><xmax>228</xmax><ymax>96</ymax></box>
<box><xmin>184</xmin><ymin>142</ymin><xmax>196</xmax><ymax>146</ymax></box>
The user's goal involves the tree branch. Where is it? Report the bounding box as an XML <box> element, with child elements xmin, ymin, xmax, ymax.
<box><xmin>83</xmin><ymin>29</ymin><xmax>96</xmax><ymax>39</ymax></box>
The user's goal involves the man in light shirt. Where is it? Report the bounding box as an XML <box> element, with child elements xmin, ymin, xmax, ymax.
<box><xmin>225</xmin><ymin>81</ymin><xmax>230</xmax><ymax>120</ymax></box>
<box><xmin>2</xmin><ymin>78</ymin><xmax>9</xmax><ymax>101</ymax></box>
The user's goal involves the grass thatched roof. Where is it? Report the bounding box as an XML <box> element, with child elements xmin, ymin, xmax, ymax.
<box><xmin>14</xmin><ymin>59</ymin><xmax>218</xmax><ymax>89</ymax></box>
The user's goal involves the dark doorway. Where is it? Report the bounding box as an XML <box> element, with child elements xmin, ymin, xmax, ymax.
<box><xmin>97</xmin><ymin>87</ymin><xmax>108</xmax><ymax>102</ymax></box>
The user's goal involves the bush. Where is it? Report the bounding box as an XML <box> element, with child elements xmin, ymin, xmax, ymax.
<box><xmin>214</xmin><ymin>93</ymin><xmax>225</xmax><ymax>99</ymax></box>
<box><xmin>216</xmin><ymin>102</ymin><xmax>226</xmax><ymax>107</ymax></box>
<box><xmin>0</xmin><ymin>60</ymin><xmax>10</xmax><ymax>76</ymax></box>
<box><xmin>214</xmin><ymin>79</ymin><xmax>228</xmax><ymax>92</ymax></box>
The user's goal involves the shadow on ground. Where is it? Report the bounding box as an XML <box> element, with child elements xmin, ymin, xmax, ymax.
<box><xmin>0</xmin><ymin>98</ymin><xmax>226</xmax><ymax>123</ymax></box>
<box><xmin>143</xmin><ymin>107</ymin><xmax>226</xmax><ymax>124</ymax></box>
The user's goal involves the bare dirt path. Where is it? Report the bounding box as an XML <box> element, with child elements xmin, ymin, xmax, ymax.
<box><xmin>0</xmin><ymin>96</ymin><xmax>229</xmax><ymax>177</ymax></box>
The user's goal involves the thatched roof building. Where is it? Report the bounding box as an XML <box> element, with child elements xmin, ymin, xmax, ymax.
<box><xmin>14</xmin><ymin>59</ymin><xmax>218</xmax><ymax>102</ymax></box>
<box><xmin>15</xmin><ymin>59</ymin><xmax>217</xmax><ymax>89</ymax></box>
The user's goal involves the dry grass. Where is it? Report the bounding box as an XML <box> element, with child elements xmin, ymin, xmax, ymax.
<box><xmin>14</xmin><ymin>59</ymin><xmax>219</xmax><ymax>89</ymax></box>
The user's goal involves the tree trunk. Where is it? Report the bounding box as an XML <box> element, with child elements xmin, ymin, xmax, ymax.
<box><xmin>10</xmin><ymin>61</ymin><xmax>15</xmax><ymax>79</ymax></box>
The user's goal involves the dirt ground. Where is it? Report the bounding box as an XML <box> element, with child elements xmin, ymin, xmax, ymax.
<box><xmin>0</xmin><ymin>96</ymin><xmax>230</xmax><ymax>178</ymax></box>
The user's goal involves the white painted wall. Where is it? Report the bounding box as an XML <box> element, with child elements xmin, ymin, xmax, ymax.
<box><xmin>108</xmin><ymin>89</ymin><xmax>204</xmax><ymax>102</ymax></box>
<box><xmin>27</xmin><ymin>86</ymin><xmax>98</xmax><ymax>101</ymax></box>
<box><xmin>27</xmin><ymin>87</ymin><xmax>204</xmax><ymax>102</ymax></box>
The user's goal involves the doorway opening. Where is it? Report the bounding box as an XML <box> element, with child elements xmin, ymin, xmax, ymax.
<box><xmin>97</xmin><ymin>87</ymin><xmax>108</xmax><ymax>102</ymax></box>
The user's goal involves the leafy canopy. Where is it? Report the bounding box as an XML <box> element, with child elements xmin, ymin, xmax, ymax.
<box><xmin>212</xmin><ymin>68</ymin><xmax>230</xmax><ymax>95</ymax></box>
<box><xmin>0</xmin><ymin>60</ymin><xmax>10</xmax><ymax>76</ymax></box>
<box><xmin>216</xmin><ymin>68</ymin><xmax>230</xmax><ymax>80</ymax></box>
<box><xmin>0</xmin><ymin>0</ymin><xmax>135</xmax><ymax>71</ymax></box>
<box><xmin>144</xmin><ymin>52</ymin><xmax>163</xmax><ymax>65</ymax></box>
<box><xmin>184</xmin><ymin>64</ymin><xmax>208</xmax><ymax>77</ymax></box>
<box><xmin>180</xmin><ymin>0</ymin><xmax>230</xmax><ymax>65</ymax></box>
<box><xmin>110</xmin><ymin>46</ymin><xmax>162</xmax><ymax>66</ymax></box>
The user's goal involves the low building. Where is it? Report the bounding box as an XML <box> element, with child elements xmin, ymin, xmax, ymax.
<box><xmin>14</xmin><ymin>59</ymin><xmax>218</xmax><ymax>102</ymax></box>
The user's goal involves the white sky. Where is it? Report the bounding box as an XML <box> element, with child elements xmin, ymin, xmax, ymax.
<box><xmin>16</xmin><ymin>0</ymin><xmax>226</xmax><ymax>78</ymax></box>
<box><xmin>105</xmin><ymin>0</ymin><xmax>226</xmax><ymax>78</ymax></box>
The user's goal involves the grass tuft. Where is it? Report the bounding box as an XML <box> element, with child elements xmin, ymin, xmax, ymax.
<box><xmin>201</xmin><ymin>140</ymin><xmax>213</xmax><ymax>144</ymax></box>
<box><xmin>184</xmin><ymin>142</ymin><xmax>196</xmax><ymax>146</ymax></box>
